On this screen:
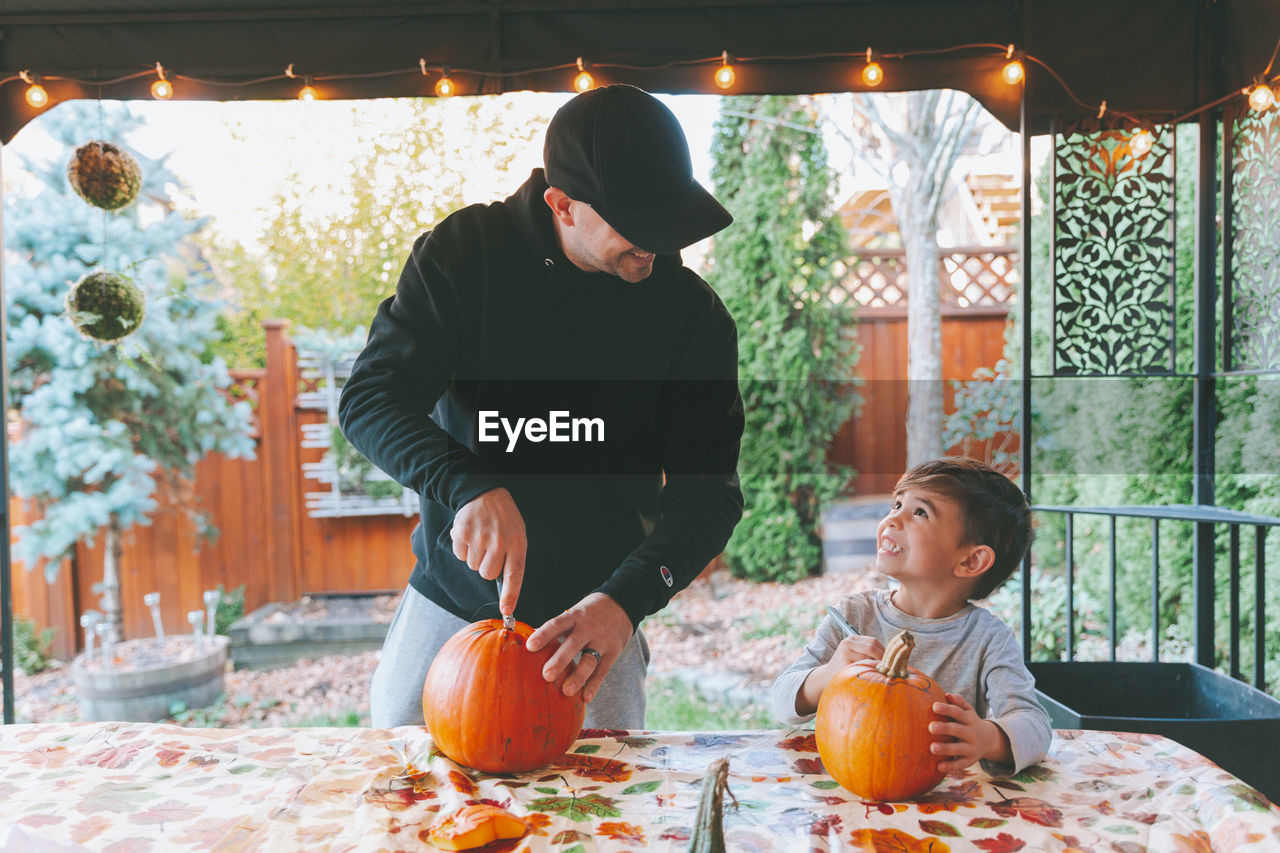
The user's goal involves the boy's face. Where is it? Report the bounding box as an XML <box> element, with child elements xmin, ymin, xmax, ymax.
<box><xmin>875</xmin><ymin>488</ymin><xmax>974</xmax><ymax>585</ymax></box>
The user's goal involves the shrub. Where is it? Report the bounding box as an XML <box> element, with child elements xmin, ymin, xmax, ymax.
<box><xmin>14</xmin><ymin>617</ymin><xmax>57</xmax><ymax>675</ymax></box>
<box><xmin>214</xmin><ymin>584</ymin><xmax>246</xmax><ymax>636</ymax></box>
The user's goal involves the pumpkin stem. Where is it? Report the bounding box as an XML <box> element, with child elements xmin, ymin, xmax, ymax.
<box><xmin>875</xmin><ymin>630</ymin><xmax>916</xmax><ymax>678</ymax></box>
<box><xmin>689</xmin><ymin>756</ymin><xmax>735</xmax><ymax>852</ymax></box>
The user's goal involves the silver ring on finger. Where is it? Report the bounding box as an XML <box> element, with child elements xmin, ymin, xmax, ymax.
<box><xmin>581</xmin><ymin>647</ymin><xmax>602</xmax><ymax>666</ymax></box>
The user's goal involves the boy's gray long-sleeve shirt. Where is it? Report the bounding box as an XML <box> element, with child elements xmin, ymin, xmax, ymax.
<box><xmin>771</xmin><ymin>588</ymin><xmax>1052</xmax><ymax>776</ymax></box>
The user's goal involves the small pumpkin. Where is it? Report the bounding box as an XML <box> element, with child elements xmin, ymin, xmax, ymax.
<box><xmin>814</xmin><ymin>629</ymin><xmax>949</xmax><ymax>801</ymax></box>
<box><xmin>422</xmin><ymin>618</ymin><xmax>585</xmax><ymax>773</ymax></box>
<box><xmin>67</xmin><ymin>141</ymin><xmax>142</xmax><ymax>210</ymax></box>
<box><xmin>426</xmin><ymin>803</ymin><xmax>527</xmax><ymax>850</ymax></box>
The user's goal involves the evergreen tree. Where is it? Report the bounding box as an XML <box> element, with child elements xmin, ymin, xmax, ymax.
<box><xmin>709</xmin><ymin>96</ymin><xmax>858</xmax><ymax>583</ymax></box>
<box><xmin>4</xmin><ymin>101</ymin><xmax>255</xmax><ymax>640</ymax></box>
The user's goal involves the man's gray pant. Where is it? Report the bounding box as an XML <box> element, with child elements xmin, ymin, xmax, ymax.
<box><xmin>370</xmin><ymin>584</ymin><xmax>649</xmax><ymax>730</ymax></box>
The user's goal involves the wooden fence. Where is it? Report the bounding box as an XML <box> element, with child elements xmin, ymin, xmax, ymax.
<box><xmin>10</xmin><ymin>247</ymin><xmax>1015</xmax><ymax>659</ymax></box>
<box><xmin>827</xmin><ymin>247</ymin><xmax>1016</xmax><ymax>494</ymax></box>
<box><xmin>10</xmin><ymin>321</ymin><xmax>416</xmax><ymax>660</ymax></box>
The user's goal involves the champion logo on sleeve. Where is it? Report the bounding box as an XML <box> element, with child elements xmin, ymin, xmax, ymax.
<box><xmin>659</xmin><ymin>565</ymin><xmax>674</xmax><ymax>587</ymax></box>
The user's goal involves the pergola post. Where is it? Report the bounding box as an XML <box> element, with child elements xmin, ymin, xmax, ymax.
<box><xmin>1018</xmin><ymin>0</ymin><xmax>1034</xmax><ymax>663</ymax></box>
<box><xmin>1191</xmin><ymin>0</ymin><xmax>1224</xmax><ymax>669</ymax></box>
<box><xmin>1</xmin><ymin>131</ymin><xmax>15</xmax><ymax>724</ymax></box>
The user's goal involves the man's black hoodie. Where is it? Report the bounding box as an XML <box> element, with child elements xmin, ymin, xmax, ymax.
<box><xmin>338</xmin><ymin>169</ymin><xmax>743</xmax><ymax>630</ymax></box>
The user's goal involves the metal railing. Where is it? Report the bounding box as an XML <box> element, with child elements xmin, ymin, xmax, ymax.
<box><xmin>1029</xmin><ymin>504</ymin><xmax>1278</xmax><ymax>692</ymax></box>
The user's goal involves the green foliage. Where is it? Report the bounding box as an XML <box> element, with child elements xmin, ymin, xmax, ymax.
<box><xmin>294</xmin><ymin>709</ymin><xmax>367</xmax><ymax>728</ymax></box>
<box><xmin>709</xmin><ymin>96</ymin><xmax>859</xmax><ymax>583</ymax></box>
<box><xmin>13</xmin><ymin>616</ymin><xmax>57</xmax><ymax>675</ymax></box>
<box><xmin>645</xmin><ymin>676</ymin><xmax>774</xmax><ymax>731</ymax></box>
<box><xmin>4</xmin><ymin>101</ymin><xmax>256</xmax><ymax>577</ymax></box>
<box><xmin>213</xmin><ymin>584</ymin><xmax>246</xmax><ymax>636</ymax></box>
<box><xmin>204</xmin><ymin>98</ymin><xmax>554</xmax><ymax>366</ymax></box>
<box><xmin>986</xmin><ymin>569</ymin><xmax>1105</xmax><ymax>662</ymax></box>
<box><xmin>329</xmin><ymin>424</ymin><xmax>402</xmax><ymax>499</ymax></box>
<box><xmin>739</xmin><ymin>603</ymin><xmax>820</xmax><ymax>645</ymax></box>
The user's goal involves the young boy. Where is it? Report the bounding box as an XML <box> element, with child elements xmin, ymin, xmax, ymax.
<box><xmin>771</xmin><ymin>457</ymin><xmax>1052</xmax><ymax>776</ymax></box>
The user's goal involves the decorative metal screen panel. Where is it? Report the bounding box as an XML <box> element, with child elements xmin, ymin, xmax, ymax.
<box><xmin>1052</xmin><ymin>120</ymin><xmax>1176</xmax><ymax>375</ymax></box>
<box><xmin>1226</xmin><ymin>105</ymin><xmax>1280</xmax><ymax>372</ymax></box>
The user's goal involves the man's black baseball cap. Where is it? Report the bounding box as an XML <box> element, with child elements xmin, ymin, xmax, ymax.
<box><xmin>544</xmin><ymin>84</ymin><xmax>733</xmax><ymax>254</ymax></box>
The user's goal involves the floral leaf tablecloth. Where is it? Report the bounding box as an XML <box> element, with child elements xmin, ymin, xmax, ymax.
<box><xmin>0</xmin><ymin>723</ymin><xmax>1276</xmax><ymax>851</ymax></box>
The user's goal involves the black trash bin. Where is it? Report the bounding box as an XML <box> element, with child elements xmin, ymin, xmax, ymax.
<box><xmin>1028</xmin><ymin>661</ymin><xmax>1280</xmax><ymax>804</ymax></box>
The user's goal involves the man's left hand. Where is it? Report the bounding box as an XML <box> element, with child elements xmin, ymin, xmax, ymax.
<box><xmin>526</xmin><ymin>593</ymin><xmax>632</xmax><ymax>704</ymax></box>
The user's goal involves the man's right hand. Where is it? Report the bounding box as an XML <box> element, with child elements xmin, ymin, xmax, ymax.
<box><xmin>451</xmin><ymin>487</ymin><xmax>526</xmax><ymax>617</ymax></box>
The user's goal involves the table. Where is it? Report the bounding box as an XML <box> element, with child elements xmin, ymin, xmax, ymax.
<box><xmin>1</xmin><ymin>724</ymin><xmax>1277</xmax><ymax>851</ymax></box>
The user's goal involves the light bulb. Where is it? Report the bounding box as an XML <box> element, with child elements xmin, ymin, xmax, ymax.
<box><xmin>298</xmin><ymin>84</ymin><xmax>318</xmax><ymax>101</ymax></box>
<box><xmin>862</xmin><ymin>61</ymin><xmax>884</xmax><ymax>87</ymax></box>
<box><xmin>1002</xmin><ymin>59</ymin><xmax>1024</xmax><ymax>86</ymax></box>
<box><xmin>25</xmin><ymin>83</ymin><xmax>49</xmax><ymax>109</ymax></box>
<box><xmin>1130</xmin><ymin>129</ymin><xmax>1154</xmax><ymax>158</ymax></box>
<box><xmin>1248</xmin><ymin>82</ymin><xmax>1275</xmax><ymax>112</ymax></box>
<box><xmin>573</xmin><ymin>69</ymin><xmax>595</xmax><ymax>93</ymax></box>
<box><xmin>151</xmin><ymin>78</ymin><xmax>173</xmax><ymax>100</ymax></box>
<box><xmin>714</xmin><ymin>51</ymin><xmax>735</xmax><ymax>89</ymax></box>
<box><xmin>434</xmin><ymin>75</ymin><xmax>455</xmax><ymax>97</ymax></box>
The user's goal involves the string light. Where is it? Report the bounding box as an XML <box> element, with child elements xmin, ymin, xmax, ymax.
<box><xmin>573</xmin><ymin>57</ymin><xmax>595</xmax><ymax>93</ymax></box>
<box><xmin>714</xmin><ymin>51</ymin><xmax>736</xmax><ymax>89</ymax></box>
<box><xmin>1248</xmin><ymin>76</ymin><xmax>1275</xmax><ymax>111</ymax></box>
<box><xmin>150</xmin><ymin>63</ymin><xmax>172</xmax><ymax>100</ymax></box>
<box><xmin>434</xmin><ymin>68</ymin><xmax>456</xmax><ymax>97</ymax></box>
<box><xmin>6</xmin><ymin>41</ymin><xmax>1275</xmax><ymax>126</ymax></box>
<box><xmin>19</xmin><ymin>70</ymin><xmax>48</xmax><ymax>109</ymax></box>
<box><xmin>861</xmin><ymin>48</ymin><xmax>884</xmax><ymax>87</ymax></box>
<box><xmin>1130</xmin><ymin>127</ymin><xmax>1154</xmax><ymax>158</ymax></box>
<box><xmin>1002</xmin><ymin>45</ymin><xmax>1024</xmax><ymax>86</ymax></box>
<box><xmin>298</xmin><ymin>75</ymin><xmax>318</xmax><ymax>101</ymax></box>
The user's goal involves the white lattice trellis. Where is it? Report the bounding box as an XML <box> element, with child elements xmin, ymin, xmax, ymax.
<box><xmin>296</xmin><ymin>349</ymin><xmax>418</xmax><ymax>519</ymax></box>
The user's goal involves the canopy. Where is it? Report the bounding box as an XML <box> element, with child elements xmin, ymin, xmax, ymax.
<box><xmin>2</xmin><ymin>0</ymin><xmax>1278</xmax><ymax>142</ymax></box>
<box><xmin>1</xmin><ymin>0</ymin><xmax>1278</xmax><ymax>726</ymax></box>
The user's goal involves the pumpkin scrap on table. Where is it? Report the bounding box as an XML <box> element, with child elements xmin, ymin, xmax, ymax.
<box><xmin>426</xmin><ymin>803</ymin><xmax>528</xmax><ymax>850</ymax></box>
<box><xmin>422</xmin><ymin>618</ymin><xmax>586</xmax><ymax>774</ymax></box>
<box><xmin>814</xmin><ymin>629</ymin><xmax>950</xmax><ymax>802</ymax></box>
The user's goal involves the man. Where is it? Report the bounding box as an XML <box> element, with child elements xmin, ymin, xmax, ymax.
<box><xmin>339</xmin><ymin>84</ymin><xmax>743</xmax><ymax>729</ymax></box>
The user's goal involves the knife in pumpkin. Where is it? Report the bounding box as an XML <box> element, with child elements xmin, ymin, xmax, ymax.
<box><xmin>495</xmin><ymin>578</ymin><xmax>515</xmax><ymax>630</ymax></box>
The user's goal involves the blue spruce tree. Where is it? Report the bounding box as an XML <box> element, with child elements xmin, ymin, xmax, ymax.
<box><xmin>4</xmin><ymin>101</ymin><xmax>255</xmax><ymax>641</ymax></box>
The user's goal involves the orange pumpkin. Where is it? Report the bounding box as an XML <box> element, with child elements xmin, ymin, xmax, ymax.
<box><xmin>422</xmin><ymin>618</ymin><xmax>586</xmax><ymax>773</ymax></box>
<box><xmin>426</xmin><ymin>803</ymin><xmax>527</xmax><ymax>850</ymax></box>
<box><xmin>814</xmin><ymin>629</ymin><xmax>949</xmax><ymax>801</ymax></box>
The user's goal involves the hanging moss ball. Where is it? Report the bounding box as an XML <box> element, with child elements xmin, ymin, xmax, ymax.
<box><xmin>67</xmin><ymin>141</ymin><xmax>142</xmax><ymax>210</ymax></box>
<box><xmin>67</xmin><ymin>271</ymin><xmax>146</xmax><ymax>341</ymax></box>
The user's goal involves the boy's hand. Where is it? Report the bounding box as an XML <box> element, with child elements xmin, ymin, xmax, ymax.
<box><xmin>928</xmin><ymin>693</ymin><xmax>1013</xmax><ymax>773</ymax></box>
<box><xmin>796</xmin><ymin>635</ymin><xmax>886</xmax><ymax>715</ymax></box>
<box><xmin>831</xmin><ymin>634</ymin><xmax>885</xmax><ymax>668</ymax></box>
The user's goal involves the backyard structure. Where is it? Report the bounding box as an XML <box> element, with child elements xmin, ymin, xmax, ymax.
<box><xmin>6</xmin><ymin>282</ymin><xmax>1013</xmax><ymax>659</ymax></box>
<box><xmin>1</xmin><ymin>0</ymin><xmax>1279</xmax><ymax>802</ymax></box>
<box><xmin>10</xmin><ymin>322</ymin><xmax>416</xmax><ymax>661</ymax></box>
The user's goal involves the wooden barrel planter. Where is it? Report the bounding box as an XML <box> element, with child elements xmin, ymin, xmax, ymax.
<box><xmin>72</xmin><ymin>635</ymin><xmax>229</xmax><ymax>722</ymax></box>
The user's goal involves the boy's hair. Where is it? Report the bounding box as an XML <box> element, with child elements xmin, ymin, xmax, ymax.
<box><xmin>894</xmin><ymin>456</ymin><xmax>1033</xmax><ymax>600</ymax></box>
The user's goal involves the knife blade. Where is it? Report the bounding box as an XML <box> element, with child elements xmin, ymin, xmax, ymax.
<box><xmin>495</xmin><ymin>578</ymin><xmax>514</xmax><ymax>630</ymax></box>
